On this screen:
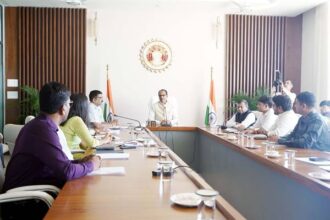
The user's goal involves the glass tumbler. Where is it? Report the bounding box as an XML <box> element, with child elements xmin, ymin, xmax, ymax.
<box><xmin>196</xmin><ymin>189</ymin><xmax>219</xmax><ymax>220</ymax></box>
<box><xmin>158</xmin><ymin>160</ymin><xmax>174</xmax><ymax>182</ymax></box>
<box><xmin>284</xmin><ymin>150</ymin><xmax>296</xmax><ymax>165</ymax></box>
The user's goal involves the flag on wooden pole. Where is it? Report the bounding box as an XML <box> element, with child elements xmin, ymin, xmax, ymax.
<box><xmin>103</xmin><ymin>65</ymin><xmax>115</xmax><ymax>121</ymax></box>
<box><xmin>204</xmin><ymin>67</ymin><xmax>217</xmax><ymax>126</ymax></box>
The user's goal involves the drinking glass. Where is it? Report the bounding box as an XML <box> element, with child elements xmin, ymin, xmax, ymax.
<box><xmin>158</xmin><ymin>146</ymin><xmax>168</xmax><ymax>161</ymax></box>
<box><xmin>284</xmin><ymin>150</ymin><xmax>296</xmax><ymax>165</ymax></box>
<box><xmin>238</xmin><ymin>133</ymin><xmax>245</xmax><ymax>146</ymax></box>
<box><xmin>196</xmin><ymin>189</ymin><xmax>219</xmax><ymax>220</ymax></box>
<box><xmin>266</xmin><ymin>142</ymin><xmax>275</xmax><ymax>154</ymax></box>
<box><xmin>158</xmin><ymin>160</ymin><xmax>174</xmax><ymax>182</ymax></box>
<box><xmin>247</xmin><ymin>135</ymin><xmax>255</xmax><ymax>148</ymax></box>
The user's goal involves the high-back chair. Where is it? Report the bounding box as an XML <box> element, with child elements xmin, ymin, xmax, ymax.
<box><xmin>3</xmin><ymin>124</ymin><xmax>23</xmax><ymax>155</ymax></box>
<box><xmin>0</xmin><ymin>149</ymin><xmax>60</xmax><ymax>219</ymax></box>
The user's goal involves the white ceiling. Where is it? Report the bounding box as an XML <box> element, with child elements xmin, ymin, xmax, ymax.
<box><xmin>0</xmin><ymin>0</ymin><xmax>328</xmax><ymax>16</ymax></box>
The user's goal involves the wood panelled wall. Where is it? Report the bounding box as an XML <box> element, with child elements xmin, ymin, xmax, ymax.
<box><xmin>5</xmin><ymin>7</ymin><xmax>86</xmax><ymax>123</ymax></box>
<box><xmin>225</xmin><ymin>14</ymin><xmax>302</xmax><ymax>117</ymax></box>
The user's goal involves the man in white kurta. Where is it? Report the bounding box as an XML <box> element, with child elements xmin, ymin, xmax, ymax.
<box><xmin>226</xmin><ymin>100</ymin><xmax>256</xmax><ymax>130</ymax></box>
<box><xmin>148</xmin><ymin>89</ymin><xmax>178</xmax><ymax>126</ymax></box>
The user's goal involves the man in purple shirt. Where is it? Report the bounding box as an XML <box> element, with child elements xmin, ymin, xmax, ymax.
<box><xmin>3</xmin><ymin>82</ymin><xmax>101</xmax><ymax>192</ymax></box>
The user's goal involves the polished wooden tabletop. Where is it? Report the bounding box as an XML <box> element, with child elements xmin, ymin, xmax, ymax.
<box><xmin>199</xmin><ymin>127</ymin><xmax>330</xmax><ymax>198</ymax></box>
<box><xmin>147</xmin><ymin>126</ymin><xmax>197</xmax><ymax>131</ymax></box>
<box><xmin>45</xmin><ymin>129</ymin><xmax>244</xmax><ymax>220</ymax></box>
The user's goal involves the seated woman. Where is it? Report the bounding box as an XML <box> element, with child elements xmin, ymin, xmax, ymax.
<box><xmin>61</xmin><ymin>93</ymin><xmax>111</xmax><ymax>158</ymax></box>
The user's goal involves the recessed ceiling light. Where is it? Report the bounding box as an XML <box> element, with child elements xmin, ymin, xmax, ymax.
<box><xmin>66</xmin><ymin>0</ymin><xmax>81</xmax><ymax>6</ymax></box>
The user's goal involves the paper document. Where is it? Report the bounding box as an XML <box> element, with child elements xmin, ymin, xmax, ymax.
<box><xmin>295</xmin><ymin>157</ymin><xmax>330</xmax><ymax>166</ymax></box>
<box><xmin>88</xmin><ymin>167</ymin><xmax>125</xmax><ymax>176</ymax></box>
<box><xmin>252</xmin><ymin>134</ymin><xmax>268</xmax><ymax>140</ymax></box>
<box><xmin>97</xmin><ymin>153</ymin><xmax>129</xmax><ymax>160</ymax></box>
<box><xmin>123</xmin><ymin>141</ymin><xmax>143</xmax><ymax>147</ymax></box>
<box><xmin>319</xmin><ymin>166</ymin><xmax>330</xmax><ymax>172</ymax></box>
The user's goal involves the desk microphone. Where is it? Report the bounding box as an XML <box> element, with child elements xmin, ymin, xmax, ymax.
<box><xmin>113</xmin><ymin>114</ymin><xmax>143</xmax><ymax>130</ymax></box>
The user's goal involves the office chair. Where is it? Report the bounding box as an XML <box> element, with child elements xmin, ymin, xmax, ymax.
<box><xmin>3</xmin><ymin>124</ymin><xmax>23</xmax><ymax>155</ymax></box>
<box><xmin>0</xmin><ymin>149</ymin><xmax>60</xmax><ymax>219</ymax></box>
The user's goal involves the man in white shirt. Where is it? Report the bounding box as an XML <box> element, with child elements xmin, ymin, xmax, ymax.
<box><xmin>226</xmin><ymin>100</ymin><xmax>256</xmax><ymax>130</ymax></box>
<box><xmin>282</xmin><ymin>80</ymin><xmax>296</xmax><ymax>105</ymax></box>
<box><xmin>259</xmin><ymin>95</ymin><xmax>299</xmax><ymax>137</ymax></box>
<box><xmin>272</xmin><ymin>80</ymin><xmax>296</xmax><ymax>106</ymax></box>
<box><xmin>247</xmin><ymin>96</ymin><xmax>277</xmax><ymax>133</ymax></box>
<box><xmin>148</xmin><ymin>89</ymin><xmax>178</xmax><ymax>126</ymax></box>
<box><xmin>88</xmin><ymin>90</ymin><xmax>112</xmax><ymax>130</ymax></box>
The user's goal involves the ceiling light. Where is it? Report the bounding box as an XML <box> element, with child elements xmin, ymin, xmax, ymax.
<box><xmin>66</xmin><ymin>0</ymin><xmax>81</xmax><ymax>6</ymax></box>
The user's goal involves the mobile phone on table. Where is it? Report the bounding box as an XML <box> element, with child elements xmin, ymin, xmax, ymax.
<box><xmin>309</xmin><ymin>157</ymin><xmax>329</xmax><ymax>162</ymax></box>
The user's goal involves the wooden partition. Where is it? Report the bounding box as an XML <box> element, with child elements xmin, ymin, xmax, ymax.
<box><xmin>225</xmin><ymin>15</ymin><xmax>302</xmax><ymax>117</ymax></box>
<box><xmin>5</xmin><ymin>7</ymin><xmax>86</xmax><ymax>123</ymax></box>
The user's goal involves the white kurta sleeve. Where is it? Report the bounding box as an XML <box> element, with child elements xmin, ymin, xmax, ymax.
<box><xmin>226</xmin><ymin>114</ymin><xmax>237</xmax><ymax>128</ymax></box>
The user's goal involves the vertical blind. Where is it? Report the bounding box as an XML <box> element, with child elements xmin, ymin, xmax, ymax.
<box><xmin>225</xmin><ymin>15</ymin><xmax>286</xmax><ymax>117</ymax></box>
<box><xmin>17</xmin><ymin>7</ymin><xmax>86</xmax><ymax>92</ymax></box>
<box><xmin>17</xmin><ymin>7</ymin><xmax>86</xmax><ymax>117</ymax></box>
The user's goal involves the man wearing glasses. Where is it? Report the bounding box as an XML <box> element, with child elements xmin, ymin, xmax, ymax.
<box><xmin>148</xmin><ymin>89</ymin><xmax>178</xmax><ymax>126</ymax></box>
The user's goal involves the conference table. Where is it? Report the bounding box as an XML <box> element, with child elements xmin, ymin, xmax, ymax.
<box><xmin>44</xmin><ymin>128</ymin><xmax>244</xmax><ymax>220</ymax></box>
<box><xmin>149</xmin><ymin>126</ymin><xmax>330</xmax><ymax>220</ymax></box>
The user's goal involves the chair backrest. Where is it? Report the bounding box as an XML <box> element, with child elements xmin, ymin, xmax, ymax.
<box><xmin>24</xmin><ymin>115</ymin><xmax>35</xmax><ymax>124</ymax></box>
<box><xmin>0</xmin><ymin>144</ymin><xmax>5</xmax><ymax>191</ymax></box>
<box><xmin>4</xmin><ymin>124</ymin><xmax>24</xmax><ymax>155</ymax></box>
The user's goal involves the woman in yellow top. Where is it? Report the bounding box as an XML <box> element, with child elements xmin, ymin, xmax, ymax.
<box><xmin>61</xmin><ymin>93</ymin><xmax>111</xmax><ymax>154</ymax></box>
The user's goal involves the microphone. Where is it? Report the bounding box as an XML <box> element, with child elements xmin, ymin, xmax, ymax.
<box><xmin>113</xmin><ymin>114</ymin><xmax>143</xmax><ymax>130</ymax></box>
<box><xmin>106</xmin><ymin>112</ymin><xmax>113</xmax><ymax>123</ymax></box>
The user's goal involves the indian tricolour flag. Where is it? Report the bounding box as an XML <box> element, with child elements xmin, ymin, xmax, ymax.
<box><xmin>103</xmin><ymin>66</ymin><xmax>115</xmax><ymax>122</ymax></box>
<box><xmin>204</xmin><ymin>72</ymin><xmax>217</xmax><ymax>126</ymax></box>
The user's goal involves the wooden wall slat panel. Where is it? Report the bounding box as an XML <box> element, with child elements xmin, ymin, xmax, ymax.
<box><xmin>17</xmin><ymin>7</ymin><xmax>86</xmax><ymax>93</ymax></box>
<box><xmin>225</xmin><ymin>15</ymin><xmax>287</xmax><ymax>118</ymax></box>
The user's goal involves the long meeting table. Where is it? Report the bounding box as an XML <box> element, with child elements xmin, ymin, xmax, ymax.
<box><xmin>44</xmin><ymin>128</ymin><xmax>244</xmax><ymax>220</ymax></box>
<box><xmin>150</xmin><ymin>126</ymin><xmax>330</xmax><ymax>220</ymax></box>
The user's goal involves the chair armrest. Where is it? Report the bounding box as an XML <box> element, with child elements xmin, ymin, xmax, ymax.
<box><xmin>0</xmin><ymin>191</ymin><xmax>54</xmax><ymax>208</ymax></box>
<box><xmin>6</xmin><ymin>185</ymin><xmax>60</xmax><ymax>197</ymax></box>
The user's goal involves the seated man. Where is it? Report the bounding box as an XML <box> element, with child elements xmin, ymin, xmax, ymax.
<box><xmin>319</xmin><ymin>100</ymin><xmax>330</xmax><ymax>126</ymax></box>
<box><xmin>148</xmin><ymin>89</ymin><xmax>178</xmax><ymax>126</ymax></box>
<box><xmin>226</xmin><ymin>100</ymin><xmax>256</xmax><ymax>130</ymax></box>
<box><xmin>259</xmin><ymin>95</ymin><xmax>299</xmax><ymax>137</ymax></box>
<box><xmin>271</xmin><ymin>92</ymin><xmax>330</xmax><ymax>151</ymax></box>
<box><xmin>247</xmin><ymin>96</ymin><xmax>277</xmax><ymax>133</ymax></box>
<box><xmin>3</xmin><ymin>82</ymin><xmax>101</xmax><ymax>192</ymax></box>
<box><xmin>88</xmin><ymin>90</ymin><xmax>113</xmax><ymax>130</ymax></box>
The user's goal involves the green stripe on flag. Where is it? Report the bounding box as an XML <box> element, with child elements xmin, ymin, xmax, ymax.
<box><xmin>205</xmin><ymin>105</ymin><xmax>210</xmax><ymax>125</ymax></box>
